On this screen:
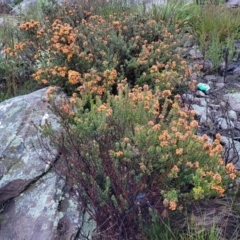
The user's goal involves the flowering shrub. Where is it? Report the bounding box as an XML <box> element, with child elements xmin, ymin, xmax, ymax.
<box><xmin>40</xmin><ymin>84</ymin><xmax>238</xmax><ymax>239</ymax></box>
<box><xmin>4</xmin><ymin>3</ymin><xmax>194</xmax><ymax>97</ymax></box>
<box><xmin>5</xmin><ymin>1</ymin><xmax>238</xmax><ymax>238</ymax></box>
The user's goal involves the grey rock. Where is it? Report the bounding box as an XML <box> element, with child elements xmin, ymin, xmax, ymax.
<box><xmin>228</xmin><ymin>110</ymin><xmax>238</xmax><ymax>121</ymax></box>
<box><xmin>189</xmin><ymin>49</ymin><xmax>203</xmax><ymax>59</ymax></box>
<box><xmin>217</xmin><ymin>117</ymin><xmax>235</xmax><ymax>130</ymax></box>
<box><xmin>0</xmin><ymin>0</ymin><xmax>15</xmax><ymax>4</ymax></box>
<box><xmin>192</xmin><ymin>104</ymin><xmax>207</xmax><ymax>117</ymax></box>
<box><xmin>217</xmin><ymin>77</ymin><xmax>225</xmax><ymax>83</ymax></box>
<box><xmin>182</xmin><ymin>93</ymin><xmax>194</xmax><ymax>102</ymax></box>
<box><xmin>220</xmin><ymin>101</ymin><xmax>227</xmax><ymax>108</ymax></box>
<box><xmin>234</xmin><ymin>40</ymin><xmax>240</xmax><ymax>49</ymax></box>
<box><xmin>209</xmin><ymin>104</ymin><xmax>220</xmax><ymax>110</ymax></box>
<box><xmin>11</xmin><ymin>0</ymin><xmax>38</xmax><ymax>15</ymax></box>
<box><xmin>220</xmin><ymin>136</ymin><xmax>240</xmax><ymax>167</ymax></box>
<box><xmin>226</xmin><ymin>0</ymin><xmax>240</xmax><ymax>7</ymax></box>
<box><xmin>196</xmin><ymin>90</ymin><xmax>205</xmax><ymax>97</ymax></box>
<box><xmin>192</xmin><ymin>104</ymin><xmax>211</xmax><ymax>125</ymax></box>
<box><xmin>204</xmin><ymin>75</ymin><xmax>217</xmax><ymax>82</ymax></box>
<box><xmin>0</xmin><ymin>88</ymin><xmax>93</xmax><ymax>239</ymax></box>
<box><xmin>233</xmin><ymin>129</ymin><xmax>240</xmax><ymax>139</ymax></box>
<box><xmin>0</xmin><ymin>17</ymin><xmax>4</xmax><ymax>26</ymax></box>
<box><xmin>200</xmin><ymin>100</ymin><xmax>207</xmax><ymax>107</ymax></box>
<box><xmin>193</xmin><ymin>59</ymin><xmax>213</xmax><ymax>72</ymax></box>
<box><xmin>224</xmin><ymin>93</ymin><xmax>240</xmax><ymax>112</ymax></box>
<box><xmin>233</xmin><ymin>67</ymin><xmax>240</xmax><ymax>76</ymax></box>
<box><xmin>235</xmin><ymin>121</ymin><xmax>240</xmax><ymax>130</ymax></box>
<box><xmin>193</xmin><ymin>97</ymin><xmax>204</xmax><ymax>105</ymax></box>
<box><xmin>216</xmin><ymin>83</ymin><xmax>225</xmax><ymax>89</ymax></box>
<box><xmin>202</xmin><ymin>60</ymin><xmax>214</xmax><ymax>72</ymax></box>
<box><xmin>200</xmin><ymin>116</ymin><xmax>212</xmax><ymax>125</ymax></box>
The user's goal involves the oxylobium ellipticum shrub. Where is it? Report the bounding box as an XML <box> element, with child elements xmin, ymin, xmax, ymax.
<box><xmin>40</xmin><ymin>84</ymin><xmax>238</xmax><ymax>239</ymax></box>
<box><xmin>4</xmin><ymin>2</ymin><xmax>194</xmax><ymax>97</ymax></box>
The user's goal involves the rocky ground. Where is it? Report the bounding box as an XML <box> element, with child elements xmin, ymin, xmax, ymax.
<box><xmin>183</xmin><ymin>40</ymin><xmax>240</xmax><ymax>169</ymax></box>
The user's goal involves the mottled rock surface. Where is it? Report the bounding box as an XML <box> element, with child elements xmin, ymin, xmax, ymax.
<box><xmin>0</xmin><ymin>88</ymin><xmax>94</xmax><ymax>240</ymax></box>
<box><xmin>11</xmin><ymin>0</ymin><xmax>38</xmax><ymax>15</ymax></box>
<box><xmin>224</xmin><ymin>93</ymin><xmax>240</xmax><ymax>112</ymax></box>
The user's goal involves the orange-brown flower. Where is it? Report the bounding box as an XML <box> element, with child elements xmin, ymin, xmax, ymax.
<box><xmin>190</xmin><ymin>120</ymin><xmax>198</xmax><ymax>128</ymax></box>
<box><xmin>169</xmin><ymin>201</ymin><xmax>177</xmax><ymax>210</ymax></box>
<box><xmin>68</xmin><ymin>70</ymin><xmax>82</xmax><ymax>84</ymax></box>
<box><xmin>113</xmin><ymin>21</ymin><xmax>120</xmax><ymax>29</ymax></box>
<box><xmin>211</xmin><ymin>184</ymin><xmax>225</xmax><ymax>197</ymax></box>
<box><xmin>176</xmin><ymin>148</ymin><xmax>183</xmax><ymax>155</ymax></box>
<box><xmin>46</xmin><ymin>86</ymin><xmax>56</xmax><ymax>99</ymax></box>
<box><xmin>162</xmin><ymin>90</ymin><xmax>171</xmax><ymax>97</ymax></box>
<box><xmin>213</xmin><ymin>173</ymin><xmax>222</xmax><ymax>183</ymax></box>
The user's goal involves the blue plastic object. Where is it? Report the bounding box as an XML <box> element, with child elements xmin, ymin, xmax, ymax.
<box><xmin>197</xmin><ymin>83</ymin><xmax>210</xmax><ymax>92</ymax></box>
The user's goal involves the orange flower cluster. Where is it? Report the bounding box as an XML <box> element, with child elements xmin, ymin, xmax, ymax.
<box><xmin>32</xmin><ymin>66</ymin><xmax>68</xmax><ymax>84</ymax></box>
<box><xmin>168</xmin><ymin>165</ymin><xmax>180</xmax><ymax>179</ymax></box>
<box><xmin>68</xmin><ymin>70</ymin><xmax>82</xmax><ymax>85</ymax></box>
<box><xmin>46</xmin><ymin>86</ymin><xmax>56</xmax><ymax>99</ymax></box>
<box><xmin>103</xmin><ymin>69</ymin><xmax>118</xmax><ymax>86</ymax></box>
<box><xmin>225</xmin><ymin>163</ymin><xmax>237</xmax><ymax>180</ymax></box>
<box><xmin>97</xmin><ymin>104</ymin><xmax>113</xmax><ymax>117</ymax></box>
<box><xmin>169</xmin><ymin>201</ymin><xmax>177</xmax><ymax>210</ymax></box>
<box><xmin>48</xmin><ymin>20</ymin><xmax>79</xmax><ymax>61</ymax></box>
<box><xmin>163</xmin><ymin>199</ymin><xmax>177</xmax><ymax>211</ymax></box>
<box><xmin>19</xmin><ymin>20</ymin><xmax>40</xmax><ymax>30</ymax></box>
<box><xmin>77</xmin><ymin>69</ymin><xmax>110</xmax><ymax>96</ymax></box>
<box><xmin>211</xmin><ymin>184</ymin><xmax>225</xmax><ymax>197</ymax></box>
<box><xmin>128</xmin><ymin>86</ymin><xmax>159</xmax><ymax>114</ymax></box>
<box><xmin>4</xmin><ymin>41</ymin><xmax>34</xmax><ymax>57</ymax></box>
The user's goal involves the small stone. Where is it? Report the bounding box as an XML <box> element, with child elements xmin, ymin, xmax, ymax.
<box><xmin>209</xmin><ymin>104</ymin><xmax>220</xmax><ymax>110</ymax></box>
<box><xmin>196</xmin><ymin>90</ymin><xmax>205</xmax><ymax>97</ymax></box>
<box><xmin>204</xmin><ymin>75</ymin><xmax>217</xmax><ymax>82</ymax></box>
<box><xmin>202</xmin><ymin>60</ymin><xmax>213</xmax><ymax>72</ymax></box>
<box><xmin>228</xmin><ymin>110</ymin><xmax>238</xmax><ymax>121</ymax></box>
<box><xmin>220</xmin><ymin>101</ymin><xmax>226</xmax><ymax>108</ymax></box>
<box><xmin>0</xmin><ymin>17</ymin><xmax>5</xmax><ymax>26</ymax></box>
<box><xmin>224</xmin><ymin>93</ymin><xmax>240</xmax><ymax>112</ymax></box>
<box><xmin>233</xmin><ymin>67</ymin><xmax>240</xmax><ymax>76</ymax></box>
<box><xmin>217</xmin><ymin>77</ymin><xmax>225</xmax><ymax>83</ymax></box>
<box><xmin>200</xmin><ymin>115</ymin><xmax>212</xmax><ymax>125</ymax></box>
<box><xmin>235</xmin><ymin>121</ymin><xmax>240</xmax><ymax>130</ymax></box>
<box><xmin>217</xmin><ymin>117</ymin><xmax>234</xmax><ymax>129</ymax></box>
<box><xmin>182</xmin><ymin>93</ymin><xmax>194</xmax><ymax>102</ymax></box>
<box><xmin>189</xmin><ymin>49</ymin><xmax>203</xmax><ymax>59</ymax></box>
<box><xmin>200</xmin><ymin>100</ymin><xmax>207</xmax><ymax>106</ymax></box>
<box><xmin>233</xmin><ymin>129</ymin><xmax>240</xmax><ymax>139</ymax></box>
<box><xmin>216</xmin><ymin>83</ymin><xmax>225</xmax><ymax>89</ymax></box>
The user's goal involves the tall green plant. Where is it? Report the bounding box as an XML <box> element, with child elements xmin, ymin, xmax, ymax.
<box><xmin>189</xmin><ymin>4</ymin><xmax>240</xmax><ymax>69</ymax></box>
<box><xmin>149</xmin><ymin>0</ymin><xmax>197</xmax><ymax>27</ymax></box>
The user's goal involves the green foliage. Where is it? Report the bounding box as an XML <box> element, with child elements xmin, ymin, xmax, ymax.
<box><xmin>149</xmin><ymin>0</ymin><xmax>196</xmax><ymax>27</ymax></box>
<box><xmin>181</xmin><ymin>220</ymin><xmax>221</xmax><ymax>240</ymax></box>
<box><xmin>95</xmin><ymin>0</ymin><xmax>139</xmax><ymax>17</ymax></box>
<box><xmin>187</xmin><ymin>4</ymin><xmax>240</xmax><ymax>70</ymax></box>
<box><xmin>4</xmin><ymin>3</ymin><xmax>193</xmax><ymax>97</ymax></box>
<box><xmin>145</xmin><ymin>217</ymin><xmax>178</xmax><ymax>240</ymax></box>
<box><xmin>149</xmin><ymin>2</ymin><xmax>240</xmax><ymax>70</ymax></box>
<box><xmin>0</xmin><ymin>16</ymin><xmax>43</xmax><ymax>101</ymax></box>
<box><xmin>40</xmin><ymin>84</ymin><xmax>237</xmax><ymax>238</ymax></box>
<box><xmin>204</xmin><ymin>37</ymin><xmax>235</xmax><ymax>70</ymax></box>
<box><xmin>145</xmin><ymin>214</ymin><xmax>222</xmax><ymax>240</ymax></box>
